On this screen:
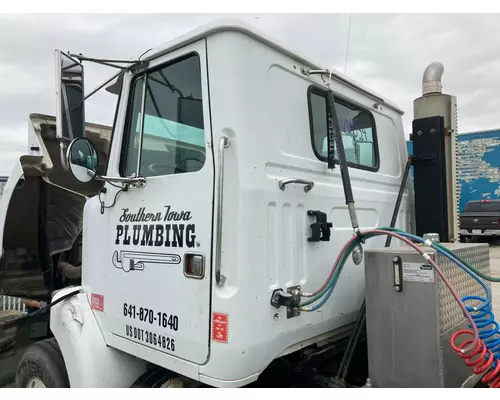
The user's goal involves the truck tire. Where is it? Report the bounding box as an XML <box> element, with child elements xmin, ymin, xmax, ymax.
<box><xmin>131</xmin><ymin>366</ymin><xmax>202</xmax><ymax>388</ymax></box>
<box><xmin>131</xmin><ymin>366</ymin><xmax>180</xmax><ymax>388</ymax></box>
<box><xmin>15</xmin><ymin>338</ymin><xmax>70</xmax><ymax>388</ymax></box>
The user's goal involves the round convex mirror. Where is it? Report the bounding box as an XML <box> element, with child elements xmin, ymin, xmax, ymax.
<box><xmin>66</xmin><ymin>137</ymin><xmax>99</xmax><ymax>183</ymax></box>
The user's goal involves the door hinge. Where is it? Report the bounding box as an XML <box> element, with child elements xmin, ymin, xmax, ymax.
<box><xmin>270</xmin><ymin>286</ymin><xmax>301</xmax><ymax>319</ymax></box>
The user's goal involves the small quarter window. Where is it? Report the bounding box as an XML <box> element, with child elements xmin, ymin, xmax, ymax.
<box><xmin>308</xmin><ymin>87</ymin><xmax>379</xmax><ymax>171</ymax></box>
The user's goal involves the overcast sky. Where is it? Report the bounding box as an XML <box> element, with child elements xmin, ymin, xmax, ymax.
<box><xmin>0</xmin><ymin>13</ymin><xmax>498</xmax><ymax>175</ymax></box>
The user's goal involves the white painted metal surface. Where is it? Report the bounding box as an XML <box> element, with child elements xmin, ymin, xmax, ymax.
<box><xmin>49</xmin><ymin>20</ymin><xmax>412</xmax><ymax>387</ymax></box>
<box><xmin>50</xmin><ymin>288</ymin><xmax>147</xmax><ymax>387</ymax></box>
<box><xmin>198</xmin><ymin>29</ymin><xmax>412</xmax><ymax>385</ymax></box>
<box><xmin>141</xmin><ymin>19</ymin><xmax>404</xmax><ymax>115</ymax></box>
<box><xmin>88</xmin><ymin>38</ymin><xmax>214</xmax><ymax>367</ymax></box>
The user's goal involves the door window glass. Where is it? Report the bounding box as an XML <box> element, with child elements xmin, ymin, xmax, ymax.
<box><xmin>121</xmin><ymin>54</ymin><xmax>206</xmax><ymax>178</ymax></box>
<box><xmin>308</xmin><ymin>88</ymin><xmax>379</xmax><ymax>171</ymax></box>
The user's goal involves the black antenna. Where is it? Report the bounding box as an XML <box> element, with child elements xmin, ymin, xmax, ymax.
<box><xmin>344</xmin><ymin>14</ymin><xmax>352</xmax><ymax>76</ymax></box>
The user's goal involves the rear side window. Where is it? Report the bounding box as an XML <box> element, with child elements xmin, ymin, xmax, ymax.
<box><xmin>465</xmin><ymin>201</ymin><xmax>500</xmax><ymax>212</ymax></box>
<box><xmin>308</xmin><ymin>87</ymin><xmax>379</xmax><ymax>171</ymax></box>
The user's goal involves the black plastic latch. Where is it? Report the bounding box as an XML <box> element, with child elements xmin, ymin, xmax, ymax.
<box><xmin>307</xmin><ymin>210</ymin><xmax>333</xmax><ymax>242</ymax></box>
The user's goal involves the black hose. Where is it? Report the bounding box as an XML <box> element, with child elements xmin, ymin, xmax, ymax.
<box><xmin>326</xmin><ymin>91</ymin><xmax>360</xmax><ymax>236</ymax></box>
<box><xmin>326</xmin><ymin>91</ymin><xmax>355</xmax><ymax>207</ymax></box>
<box><xmin>0</xmin><ymin>289</ymin><xmax>81</xmax><ymax>327</ymax></box>
<box><xmin>335</xmin><ymin>155</ymin><xmax>413</xmax><ymax>382</ymax></box>
<box><xmin>385</xmin><ymin>156</ymin><xmax>412</xmax><ymax>247</ymax></box>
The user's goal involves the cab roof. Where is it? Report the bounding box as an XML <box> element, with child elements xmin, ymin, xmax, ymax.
<box><xmin>141</xmin><ymin>18</ymin><xmax>404</xmax><ymax>115</ymax></box>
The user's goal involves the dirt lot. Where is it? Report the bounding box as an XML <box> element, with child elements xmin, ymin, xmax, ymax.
<box><xmin>1</xmin><ymin>243</ymin><xmax>500</xmax><ymax>388</ymax></box>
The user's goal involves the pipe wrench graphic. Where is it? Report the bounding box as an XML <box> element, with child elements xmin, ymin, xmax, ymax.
<box><xmin>112</xmin><ymin>250</ymin><xmax>181</xmax><ymax>273</ymax></box>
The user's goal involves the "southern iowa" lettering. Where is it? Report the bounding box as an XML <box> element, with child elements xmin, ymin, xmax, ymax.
<box><xmin>115</xmin><ymin>206</ymin><xmax>196</xmax><ymax>248</ymax></box>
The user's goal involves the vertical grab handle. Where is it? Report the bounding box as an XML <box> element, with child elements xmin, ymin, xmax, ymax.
<box><xmin>215</xmin><ymin>136</ymin><xmax>230</xmax><ymax>286</ymax></box>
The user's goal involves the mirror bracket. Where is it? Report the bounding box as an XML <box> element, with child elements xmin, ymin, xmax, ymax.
<box><xmin>96</xmin><ymin>175</ymin><xmax>147</xmax><ymax>189</ymax></box>
<box><xmin>130</xmin><ymin>61</ymin><xmax>149</xmax><ymax>74</ymax></box>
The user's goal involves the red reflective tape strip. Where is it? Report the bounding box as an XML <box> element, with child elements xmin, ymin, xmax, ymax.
<box><xmin>212</xmin><ymin>312</ymin><xmax>228</xmax><ymax>343</ymax></box>
<box><xmin>91</xmin><ymin>293</ymin><xmax>104</xmax><ymax>312</ymax></box>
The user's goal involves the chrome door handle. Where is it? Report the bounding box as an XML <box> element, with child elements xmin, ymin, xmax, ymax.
<box><xmin>215</xmin><ymin>136</ymin><xmax>230</xmax><ymax>286</ymax></box>
<box><xmin>279</xmin><ymin>178</ymin><xmax>314</xmax><ymax>193</ymax></box>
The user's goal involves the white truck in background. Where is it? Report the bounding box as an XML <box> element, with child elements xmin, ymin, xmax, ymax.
<box><xmin>0</xmin><ymin>19</ymin><xmax>492</xmax><ymax>389</ymax></box>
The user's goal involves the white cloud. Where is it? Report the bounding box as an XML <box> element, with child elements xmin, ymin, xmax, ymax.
<box><xmin>0</xmin><ymin>13</ymin><xmax>498</xmax><ymax>175</ymax></box>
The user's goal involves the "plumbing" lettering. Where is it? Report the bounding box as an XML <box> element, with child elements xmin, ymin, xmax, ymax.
<box><xmin>115</xmin><ymin>206</ymin><xmax>196</xmax><ymax>248</ymax></box>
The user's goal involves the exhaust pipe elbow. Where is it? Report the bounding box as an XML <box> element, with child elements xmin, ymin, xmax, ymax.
<box><xmin>422</xmin><ymin>61</ymin><xmax>444</xmax><ymax>95</ymax></box>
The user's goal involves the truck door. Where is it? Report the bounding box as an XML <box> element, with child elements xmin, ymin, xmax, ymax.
<box><xmin>100</xmin><ymin>42</ymin><xmax>214</xmax><ymax>365</ymax></box>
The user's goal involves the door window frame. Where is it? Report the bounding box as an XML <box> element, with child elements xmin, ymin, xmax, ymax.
<box><xmin>118</xmin><ymin>51</ymin><xmax>206</xmax><ymax>179</ymax></box>
<box><xmin>307</xmin><ymin>85</ymin><xmax>380</xmax><ymax>172</ymax></box>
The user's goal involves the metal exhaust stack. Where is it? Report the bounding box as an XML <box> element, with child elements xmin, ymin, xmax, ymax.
<box><xmin>422</xmin><ymin>61</ymin><xmax>444</xmax><ymax>95</ymax></box>
<box><xmin>411</xmin><ymin>62</ymin><xmax>459</xmax><ymax>243</ymax></box>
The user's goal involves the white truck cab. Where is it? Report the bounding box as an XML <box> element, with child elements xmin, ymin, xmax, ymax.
<box><xmin>0</xmin><ymin>19</ymin><xmax>414</xmax><ymax>388</ymax></box>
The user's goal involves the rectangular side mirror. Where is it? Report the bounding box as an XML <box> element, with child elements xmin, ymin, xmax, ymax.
<box><xmin>177</xmin><ymin>97</ymin><xmax>203</xmax><ymax>129</ymax></box>
<box><xmin>55</xmin><ymin>50</ymin><xmax>85</xmax><ymax>141</ymax></box>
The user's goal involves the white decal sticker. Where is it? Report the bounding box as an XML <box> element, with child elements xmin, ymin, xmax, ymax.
<box><xmin>402</xmin><ymin>262</ymin><xmax>435</xmax><ymax>283</ymax></box>
<box><xmin>113</xmin><ymin>205</ymin><xmax>197</xmax><ymax>273</ymax></box>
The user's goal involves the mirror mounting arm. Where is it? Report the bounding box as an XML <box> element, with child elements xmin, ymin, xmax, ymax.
<box><xmin>69</xmin><ymin>53</ymin><xmax>141</xmax><ymax>66</ymax></box>
<box><xmin>96</xmin><ymin>176</ymin><xmax>146</xmax><ymax>189</ymax></box>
